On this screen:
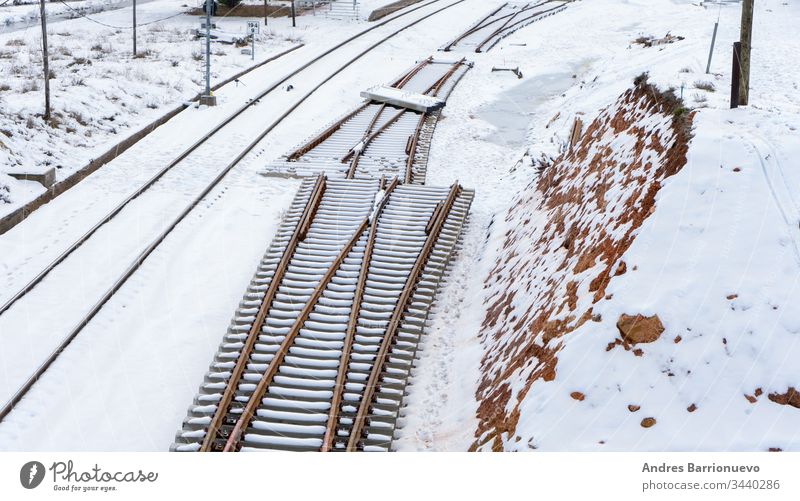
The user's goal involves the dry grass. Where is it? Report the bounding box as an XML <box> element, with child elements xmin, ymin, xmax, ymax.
<box><xmin>694</xmin><ymin>80</ymin><xmax>716</xmax><ymax>92</ymax></box>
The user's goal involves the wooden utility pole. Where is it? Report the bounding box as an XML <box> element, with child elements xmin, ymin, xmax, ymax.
<box><xmin>133</xmin><ymin>0</ymin><xmax>137</xmax><ymax>56</ymax></box>
<box><xmin>38</xmin><ymin>0</ymin><xmax>50</xmax><ymax>120</ymax></box>
<box><xmin>738</xmin><ymin>0</ymin><xmax>754</xmax><ymax>105</ymax></box>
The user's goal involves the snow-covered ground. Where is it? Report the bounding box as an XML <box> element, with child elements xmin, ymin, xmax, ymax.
<box><xmin>395</xmin><ymin>0</ymin><xmax>800</xmax><ymax>451</ymax></box>
<box><xmin>0</xmin><ymin>0</ymin><xmax>491</xmax><ymax>451</ymax></box>
<box><xmin>0</xmin><ymin>0</ymin><xmax>306</xmax><ymax>218</ymax></box>
<box><xmin>0</xmin><ymin>0</ymin><xmax>143</xmax><ymax>32</ymax></box>
<box><xmin>1</xmin><ymin>0</ymin><xmax>798</xmax><ymax>452</ymax></box>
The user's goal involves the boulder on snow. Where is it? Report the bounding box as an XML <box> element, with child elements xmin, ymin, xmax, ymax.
<box><xmin>768</xmin><ymin>388</ymin><xmax>800</xmax><ymax>409</ymax></box>
<box><xmin>570</xmin><ymin>391</ymin><xmax>585</xmax><ymax>401</ymax></box>
<box><xmin>616</xmin><ymin>314</ymin><xmax>664</xmax><ymax>344</ymax></box>
<box><xmin>640</xmin><ymin>417</ymin><xmax>657</xmax><ymax>428</ymax></box>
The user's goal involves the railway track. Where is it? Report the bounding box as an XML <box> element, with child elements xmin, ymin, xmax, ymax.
<box><xmin>0</xmin><ymin>0</ymin><xmax>469</xmax><ymax>424</ymax></box>
<box><xmin>263</xmin><ymin>58</ymin><xmax>471</xmax><ymax>183</ymax></box>
<box><xmin>173</xmin><ymin>31</ymin><xmax>477</xmax><ymax>452</ymax></box>
<box><xmin>442</xmin><ymin>0</ymin><xmax>568</xmax><ymax>53</ymax></box>
<box><xmin>173</xmin><ymin>175</ymin><xmax>473</xmax><ymax>451</ymax></box>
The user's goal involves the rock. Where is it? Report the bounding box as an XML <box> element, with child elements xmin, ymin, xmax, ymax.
<box><xmin>768</xmin><ymin>388</ymin><xmax>800</xmax><ymax>409</ymax></box>
<box><xmin>640</xmin><ymin>417</ymin><xmax>656</xmax><ymax>428</ymax></box>
<box><xmin>687</xmin><ymin>403</ymin><xmax>697</xmax><ymax>412</ymax></box>
<box><xmin>628</xmin><ymin>404</ymin><xmax>640</xmax><ymax>412</ymax></box>
<box><xmin>617</xmin><ymin>314</ymin><xmax>664</xmax><ymax>344</ymax></box>
<box><xmin>570</xmin><ymin>391</ymin><xmax>585</xmax><ymax>401</ymax></box>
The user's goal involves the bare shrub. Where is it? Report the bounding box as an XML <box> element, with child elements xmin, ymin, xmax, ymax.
<box><xmin>6</xmin><ymin>38</ymin><xmax>25</xmax><ymax>47</ymax></box>
<box><xmin>694</xmin><ymin>80</ymin><xmax>716</xmax><ymax>92</ymax></box>
<box><xmin>21</xmin><ymin>79</ymin><xmax>40</xmax><ymax>93</ymax></box>
<box><xmin>68</xmin><ymin>57</ymin><xmax>92</xmax><ymax>67</ymax></box>
<box><xmin>133</xmin><ymin>48</ymin><xmax>156</xmax><ymax>59</ymax></box>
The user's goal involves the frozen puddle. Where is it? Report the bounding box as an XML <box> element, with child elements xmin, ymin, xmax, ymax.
<box><xmin>477</xmin><ymin>70</ymin><xmax>577</xmax><ymax>147</ymax></box>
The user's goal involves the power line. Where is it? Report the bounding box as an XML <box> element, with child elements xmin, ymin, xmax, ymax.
<box><xmin>53</xmin><ymin>0</ymin><xmax>186</xmax><ymax>30</ymax></box>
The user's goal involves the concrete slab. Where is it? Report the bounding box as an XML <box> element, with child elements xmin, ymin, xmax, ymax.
<box><xmin>7</xmin><ymin>166</ymin><xmax>56</xmax><ymax>188</ymax></box>
<box><xmin>360</xmin><ymin>85</ymin><xmax>445</xmax><ymax>113</ymax></box>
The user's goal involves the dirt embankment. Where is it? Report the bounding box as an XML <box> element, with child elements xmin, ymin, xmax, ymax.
<box><xmin>471</xmin><ymin>77</ymin><xmax>693</xmax><ymax>451</ymax></box>
<box><xmin>368</xmin><ymin>0</ymin><xmax>424</xmax><ymax>21</ymax></box>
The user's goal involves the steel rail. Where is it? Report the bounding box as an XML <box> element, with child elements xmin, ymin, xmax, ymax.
<box><xmin>452</xmin><ymin>1</ymin><xmax>538</xmax><ymax>46</ymax></box>
<box><xmin>286</xmin><ymin>103</ymin><xmax>371</xmax><ymax>161</ymax></box>
<box><xmin>200</xmin><ymin>174</ymin><xmax>326</xmax><ymax>451</ymax></box>
<box><xmin>429</xmin><ymin>58</ymin><xmax>466</xmax><ymax>96</ymax></box>
<box><xmin>404</xmin><ymin>113</ymin><xmax>428</xmax><ymax>184</ymax></box>
<box><xmin>343</xmin><ymin>103</ymin><xmax>388</xmax><ymax>177</ymax></box>
<box><xmin>223</xmin><ymin>216</ymin><xmax>371</xmax><ymax>452</ymax></box>
<box><xmin>0</xmin><ymin>0</ymin><xmax>454</xmax><ymax>320</ymax></box>
<box><xmin>474</xmin><ymin>2</ymin><xmax>531</xmax><ymax>52</ymax></box>
<box><xmin>0</xmin><ymin>0</ymin><xmax>467</xmax><ymax>426</ymax></box>
<box><xmin>0</xmin><ymin>44</ymin><xmax>301</xmax><ymax>319</ymax></box>
<box><xmin>349</xmin><ymin>59</ymin><xmax>464</xmax><ymax>180</ymax></box>
<box><xmin>402</xmin><ymin>59</ymin><xmax>464</xmax><ymax>183</ymax></box>
<box><xmin>477</xmin><ymin>3</ymin><xmax>567</xmax><ymax>53</ymax></box>
<box><xmin>346</xmin><ymin>182</ymin><xmax>461</xmax><ymax>451</ymax></box>
<box><xmin>321</xmin><ymin>176</ymin><xmax>400</xmax><ymax>452</ymax></box>
<box><xmin>389</xmin><ymin>56</ymin><xmax>433</xmax><ymax>88</ymax></box>
<box><xmin>442</xmin><ymin>2</ymin><xmax>508</xmax><ymax>51</ymax></box>
<box><xmin>342</xmin><ymin>108</ymin><xmax>406</xmax><ymax>166</ymax></box>
<box><xmin>287</xmin><ymin>57</ymin><xmax>432</xmax><ymax>161</ymax></box>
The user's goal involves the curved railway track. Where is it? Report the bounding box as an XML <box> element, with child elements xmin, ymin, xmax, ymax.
<box><xmin>442</xmin><ymin>0</ymin><xmax>568</xmax><ymax>53</ymax></box>
<box><xmin>0</xmin><ymin>0</ymin><xmax>469</xmax><ymax>424</ymax></box>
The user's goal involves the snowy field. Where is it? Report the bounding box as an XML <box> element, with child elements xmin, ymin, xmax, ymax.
<box><xmin>0</xmin><ymin>0</ymin><xmax>799</xmax><ymax>452</ymax></box>
<box><xmin>0</xmin><ymin>0</ymin><xmax>491</xmax><ymax>451</ymax></box>
<box><xmin>395</xmin><ymin>0</ymin><xmax>800</xmax><ymax>451</ymax></box>
<box><xmin>0</xmin><ymin>0</ymin><xmax>306</xmax><ymax>218</ymax></box>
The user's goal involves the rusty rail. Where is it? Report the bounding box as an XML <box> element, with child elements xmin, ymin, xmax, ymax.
<box><xmin>390</xmin><ymin>56</ymin><xmax>434</xmax><ymax>88</ymax></box>
<box><xmin>321</xmin><ymin>177</ymin><xmax>400</xmax><ymax>451</ymax></box>
<box><xmin>223</xmin><ymin>215</ymin><xmax>371</xmax><ymax>451</ymax></box>
<box><xmin>476</xmin><ymin>2</ymin><xmax>567</xmax><ymax>53</ymax></box>
<box><xmin>199</xmin><ymin>174</ymin><xmax>327</xmax><ymax>452</ymax></box>
<box><xmin>475</xmin><ymin>2</ymin><xmax>530</xmax><ymax>52</ymax></box>
<box><xmin>442</xmin><ymin>2</ymin><xmax>508</xmax><ymax>51</ymax></box>
<box><xmin>346</xmin><ymin>182</ymin><xmax>461</xmax><ymax>451</ymax></box>
<box><xmin>287</xmin><ymin>104</ymin><xmax>370</xmax><ymax>161</ymax></box>
<box><xmin>401</xmin><ymin>59</ymin><xmax>465</xmax><ymax>183</ymax></box>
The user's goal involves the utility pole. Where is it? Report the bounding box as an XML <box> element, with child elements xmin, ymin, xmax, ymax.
<box><xmin>264</xmin><ymin>0</ymin><xmax>268</xmax><ymax>26</ymax></box>
<box><xmin>291</xmin><ymin>0</ymin><xmax>296</xmax><ymax>27</ymax></box>
<box><xmin>200</xmin><ymin>0</ymin><xmax>216</xmax><ymax>105</ymax></box>
<box><xmin>38</xmin><ymin>0</ymin><xmax>50</xmax><ymax>120</ymax></box>
<box><xmin>738</xmin><ymin>0</ymin><xmax>754</xmax><ymax>105</ymax></box>
<box><xmin>133</xmin><ymin>0</ymin><xmax>137</xmax><ymax>56</ymax></box>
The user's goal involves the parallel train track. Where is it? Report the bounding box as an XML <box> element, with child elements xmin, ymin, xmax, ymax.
<box><xmin>0</xmin><ymin>0</ymin><xmax>469</xmax><ymax>424</ymax></box>
<box><xmin>264</xmin><ymin>57</ymin><xmax>471</xmax><ymax>183</ymax></box>
<box><xmin>173</xmin><ymin>39</ymin><xmax>478</xmax><ymax>454</ymax></box>
<box><xmin>442</xmin><ymin>0</ymin><xmax>568</xmax><ymax>53</ymax></box>
<box><xmin>173</xmin><ymin>175</ymin><xmax>473</xmax><ymax>451</ymax></box>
